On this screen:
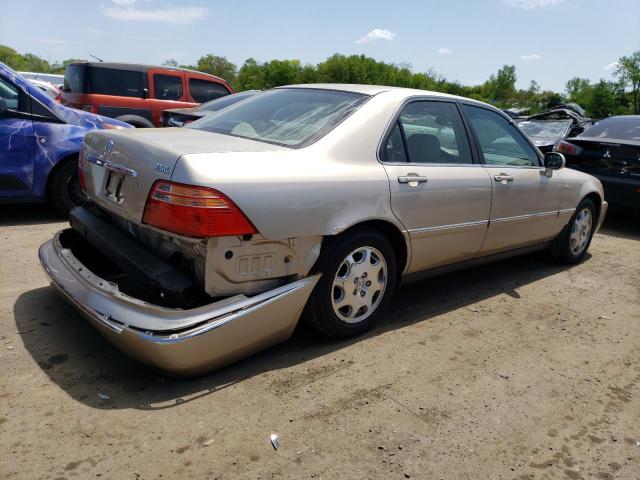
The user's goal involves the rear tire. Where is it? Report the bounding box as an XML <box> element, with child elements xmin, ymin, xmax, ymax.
<box><xmin>553</xmin><ymin>198</ymin><xmax>596</xmax><ymax>264</ymax></box>
<box><xmin>304</xmin><ymin>228</ymin><xmax>398</xmax><ymax>339</ymax></box>
<box><xmin>48</xmin><ymin>159</ymin><xmax>85</xmax><ymax>216</ymax></box>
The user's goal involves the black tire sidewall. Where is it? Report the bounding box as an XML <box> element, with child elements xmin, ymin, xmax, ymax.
<box><xmin>560</xmin><ymin>198</ymin><xmax>597</xmax><ymax>263</ymax></box>
<box><xmin>305</xmin><ymin>228</ymin><xmax>398</xmax><ymax>338</ymax></box>
<box><xmin>49</xmin><ymin>159</ymin><xmax>82</xmax><ymax>216</ymax></box>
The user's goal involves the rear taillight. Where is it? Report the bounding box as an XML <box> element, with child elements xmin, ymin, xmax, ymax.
<box><xmin>554</xmin><ymin>141</ymin><xmax>582</xmax><ymax>156</ymax></box>
<box><xmin>142</xmin><ymin>181</ymin><xmax>257</xmax><ymax>238</ymax></box>
<box><xmin>78</xmin><ymin>150</ymin><xmax>87</xmax><ymax>192</ymax></box>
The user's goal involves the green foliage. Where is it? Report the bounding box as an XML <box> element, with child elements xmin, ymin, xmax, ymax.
<box><xmin>481</xmin><ymin>65</ymin><xmax>517</xmax><ymax>106</ymax></box>
<box><xmin>1</xmin><ymin>44</ymin><xmax>637</xmax><ymax>117</ymax></box>
<box><xmin>195</xmin><ymin>54</ymin><xmax>237</xmax><ymax>87</ymax></box>
<box><xmin>615</xmin><ymin>50</ymin><xmax>640</xmax><ymax>113</ymax></box>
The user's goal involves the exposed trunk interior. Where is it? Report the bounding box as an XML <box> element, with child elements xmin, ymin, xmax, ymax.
<box><xmin>60</xmin><ymin>207</ymin><xmax>214</xmax><ymax>309</ymax></box>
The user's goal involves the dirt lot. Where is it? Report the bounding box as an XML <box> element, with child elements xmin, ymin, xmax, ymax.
<box><xmin>1</xmin><ymin>205</ymin><xmax>639</xmax><ymax>480</ymax></box>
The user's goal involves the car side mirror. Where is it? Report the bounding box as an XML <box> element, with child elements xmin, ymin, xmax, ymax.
<box><xmin>544</xmin><ymin>152</ymin><xmax>566</xmax><ymax>170</ymax></box>
<box><xmin>142</xmin><ymin>88</ymin><xmax>149</xmax><ymax>99</ymax></box>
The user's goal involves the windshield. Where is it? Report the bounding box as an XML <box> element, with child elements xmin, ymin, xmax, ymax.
<box><xmin>518</xmin><ymin>119</ymin><xmax>572</xmax><ymax>140</ymax></box>
<box><xmin>195</xmin><ymin>90</ymin><xmax>260</xmax><ymax>112</ymax></box>
<box><xmin>188</xmin><ymin>88</ymin><xmax>368</xmax><ymax>147</ymax></box>
<box><xmin>582</xmin><ymin>116</ymin><xmax>640</xmax><ymax>141</ymax></box>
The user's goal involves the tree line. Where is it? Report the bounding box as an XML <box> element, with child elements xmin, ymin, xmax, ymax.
<box><xmin>2</xmin><ymin>44</ymin><xmax>638</xmax><ymax>119</ymax></box>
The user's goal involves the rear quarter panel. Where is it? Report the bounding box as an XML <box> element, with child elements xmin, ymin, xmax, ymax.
<box><xmin>171</xmin><ymin>92</ymin><xmax>408</xmax><ymax>240</ymax></box>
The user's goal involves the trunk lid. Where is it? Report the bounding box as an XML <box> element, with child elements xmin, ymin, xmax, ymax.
<box><xmin>566</xmin><ymin>137</ymin><xmax>640</xmax><ymax>178</ymax></box>
<box><xmin>81</xmin><ymin>128</ymin><xmax>286</xmax><ymax>224</ymax></box>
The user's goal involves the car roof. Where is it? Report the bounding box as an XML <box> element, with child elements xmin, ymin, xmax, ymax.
<box><xmin>66</xmin><ymin>62</ymin><xmax>227</xmax><ymax>83</ymax></box>
<box><xmin>280</xmin><ymin>83</ymin><xmax>467</xmax><ymax>100</ymax></box>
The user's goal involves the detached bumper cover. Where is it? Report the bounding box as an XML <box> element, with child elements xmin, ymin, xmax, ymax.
<box><xmin>39</xmin><ymin>232</ymin><xmax>319</xmax><ymax>376</ymax></box>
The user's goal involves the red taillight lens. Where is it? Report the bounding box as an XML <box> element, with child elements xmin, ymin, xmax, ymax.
<box><xmin>142</xmin><ymin>181</ymin><xmax>257</xmax><ymax>238</ymax></box>
<box><xmin>554</xmin><ymin>141</ymin><xmax>581</xmax><ymax>155</ymax></box>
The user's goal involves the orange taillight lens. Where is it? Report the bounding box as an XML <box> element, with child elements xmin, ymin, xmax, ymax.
<box><xmin>142</xmin><ymin>181</ymin><xmax>257</xmax><ymax>238</ymax></box>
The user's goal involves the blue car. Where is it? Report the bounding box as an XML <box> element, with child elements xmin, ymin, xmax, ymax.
<box><xmin>0</xmin><ymin>62</ymin><xmax>131</xmax><ymax>214</ymax></box>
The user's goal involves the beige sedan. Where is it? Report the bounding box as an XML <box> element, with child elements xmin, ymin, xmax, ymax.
<box><xmin>39</xmin><ymin>84</ymin><xmax>607</xmax><ymax>375</ymax></box>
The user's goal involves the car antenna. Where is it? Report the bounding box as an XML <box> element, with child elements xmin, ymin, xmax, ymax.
<box><xmin>89</xmin><ymin>54</ymin><xmax>104</xmax><ymax>62</ymax></box>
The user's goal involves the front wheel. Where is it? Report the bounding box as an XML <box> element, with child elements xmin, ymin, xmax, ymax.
<box><xmin>303</xmin><ymin>228</ymin><xmax>398</xmax><ymax>339</ymax></box>
<box><xmin>554</xmin><ymin>198</ymin><xmax>596</xmax><ymax>264</ymax></box>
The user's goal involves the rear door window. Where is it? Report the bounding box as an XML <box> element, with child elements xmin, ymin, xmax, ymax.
<box><xmin>87</xmin><ymin>67</ymin><xmax>144</xmax><ymax>98</ymax></box>
<box><xmin>397</xmin><ymin>101</ymin><xmax>473</xmax><ymax>164</ymax></box>
<box><xmin>188</xmin><ymin>78</ymin><xmax>229</xmax><ymax>103</ymax></box>
<box><xmin>154</xmin><ymin>74</ymin><xmax>184</xmax><ymax>101</ymax></box>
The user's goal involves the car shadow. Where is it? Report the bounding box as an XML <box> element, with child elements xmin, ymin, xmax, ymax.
<box><xmin>598</xmin><ymin>205</ymin><xmax>640</xmax><ymax>241</ymax></box>
<box><xmin>0</xmin><ymin>203</ymin><xmax>64</xmax><ymax>227</ymax></box>
<box><xmin>15</xmin><ymin>249</ymin><xmax>581</xmax><ymax>411</ymax></box>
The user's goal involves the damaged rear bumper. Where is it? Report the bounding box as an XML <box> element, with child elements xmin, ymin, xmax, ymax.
<box><xmin>39</xmin><ymin>232</ymin><xmax>319</xmax><ymax>376</ymax></box>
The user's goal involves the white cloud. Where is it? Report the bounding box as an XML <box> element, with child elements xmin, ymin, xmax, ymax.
<box><xmin>355</xmin><ymin>28</ymin><xmax>396</xmax><ymax>44</ymax></box>
<box><xmin>521</xmin><ymin>53</ymin><xmax>542</xmax><ymax>60</ymax></box>
<box><xmin>437</xmin><ymin>47</ymin><xmax>451</xmax><ymax>55</ymax></box>
<box><xmin>102</xmin><ymin>5</ymin><xmax>208</xmax><ymax>24</ymax></box>
<box><xmin>504</xmin><ymin>0</ymin><xmax>562</xmax><ymax>9</ymax></box>
<box><xmin>110</xmin><ymin>0</ymin><xmax>137</xmax><ymax>5</ymax></box>
<box><xmin>602</xmin><ymin>62</ymin><xmax>619</xmax><ymax>71</ymax></box>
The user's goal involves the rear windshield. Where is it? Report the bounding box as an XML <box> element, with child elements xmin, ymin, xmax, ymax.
<box><xmin>196</xmin><ymin>90</ymin><xmax>259</xmax><ymax>112</ymax></box>
<box><xmin>582</xmin><ymin>116</ymin><xmax>640</xmax><ymax>141</ymax></box>
<box><xmin>64</xmin><ymin>65</ymin><xmax>144</xmax><ymax>97</ymax></box>
<box><xmin>188</xmin><ymin>88</ymin><xmax>368</xmax><ymax>148</ymax></box>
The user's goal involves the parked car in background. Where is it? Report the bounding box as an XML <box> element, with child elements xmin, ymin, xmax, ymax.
<box><xmin>518</xmin><ymin>107</ymin><xmax>592</xmax><ymax>153</ymax></box>
<box><xmin>27</xmin><ymin>78</ymin><xmax>62</xmax><ymax>101</ymax></box>
<box><xmin>61</xmin><ymin>62</ymin><xmax>233</xmax><ymax>127</ymax></box>
<box><xmin>161</xmin><ymin>90</ymin><xmax>261</xmax><ymax>127</ymax></box>
<box><xmin>502</xmin><ymin>107</ymin><xmax>529</xmax><ymax>120</ymax></box>
<box><xmin>18</xmin><ymin>71</ymin><xmax>64</xmax><ymax>89</ymax></box>
<box><xmin>39</xmin><ymin>84</ymin><xmax>607</xmax><ymax>375</ymax></box>
<box><xmin>554</xmin><ymin>103</ymin><xmax>587</xmax><ymax>117</ymax></box>
<box><xmin>0</xmin><ymin>62</ymin><xmax>131</xmax><ymax>214</ymax></box>
<box><xmin>555</xmin><ymin>115</ymin><xmax>640</xmax><ymax>208</ymax></box>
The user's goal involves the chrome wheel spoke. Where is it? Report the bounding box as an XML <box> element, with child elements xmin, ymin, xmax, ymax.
<box><xmin>569</xmin><ymin>208</ymin><xmax>592</xmax><ymax>255</ymax></box>
<box><xmin>331</xmin><ymin>245</ymin><xmax>388</xmax><ymax>324</ymax></box>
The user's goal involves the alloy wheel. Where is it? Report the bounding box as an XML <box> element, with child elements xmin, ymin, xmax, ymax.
<box><xmin>331</xmin><ymin>246</ymin><xmax>387</xmax><ymax>323</ymax></box>
<box><xmin>569</xmin><ymin>207</ymin><xmax>593</xmax><ymax>255</ymax></box>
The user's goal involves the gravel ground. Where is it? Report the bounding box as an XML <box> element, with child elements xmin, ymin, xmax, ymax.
<box><xmin>1</xmin><ymin>204</ymin><xmax>639</xmax><ymax>480</ymax></box>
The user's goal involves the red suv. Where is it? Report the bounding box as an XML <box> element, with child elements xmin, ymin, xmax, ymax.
<box><xmin>61</xmin><ymin>62</ymin><xmax>233</xmax><ymax>127</ymax></box>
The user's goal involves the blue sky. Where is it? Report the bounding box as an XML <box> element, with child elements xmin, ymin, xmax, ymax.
<box><xmin>1</xmin><ymin>0</ymin><xmax>638</xmax><ymax>91</ymax></box>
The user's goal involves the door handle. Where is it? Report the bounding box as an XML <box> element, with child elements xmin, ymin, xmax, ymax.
<box><xmin>494</xmin><ymin>174</ymin><xmax>514</xmax><ymax>183</ymax></box>
<box><xmin>398</xmin><ymin>175</ymin><xmax>428</xmax><ymax>184</ymax></box>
